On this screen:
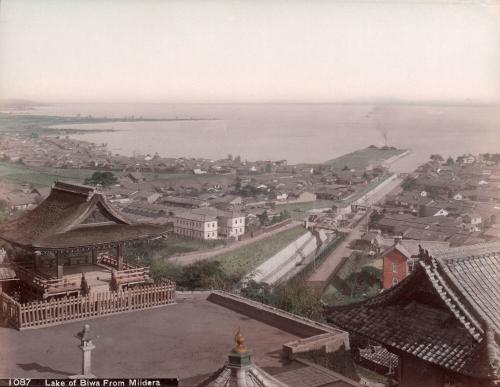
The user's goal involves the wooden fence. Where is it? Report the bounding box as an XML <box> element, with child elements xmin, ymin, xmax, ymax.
<box><xmin>0</xmin><ymin>282</ymin><xmax>176</xmax><ymax>330</ymax></box>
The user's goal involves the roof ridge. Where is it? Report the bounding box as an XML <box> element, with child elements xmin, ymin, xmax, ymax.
<box><xmin>420</xmin><ymin>259</ymin><xmax>483</xmax><ymax>341</ymax></box>
<box><xmin>52</xmin><ymin>181</ymin><xmax>96</xmax><ymax>198</ymax></box>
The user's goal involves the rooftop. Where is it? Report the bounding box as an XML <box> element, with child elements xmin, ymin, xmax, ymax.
<box><xmin>384</xmin><ymin>239</ymin><xmax>450</xmax><ymax>258</ymax></box>
<box><xmin>328</xmin><ymin>241</ymin><xmax>500</xmax><ymax>381</ymax></box>
<box><xmin>0</xmin><ymin>182</ymin><xmax>168</xmax><ymax>250</ymax></box>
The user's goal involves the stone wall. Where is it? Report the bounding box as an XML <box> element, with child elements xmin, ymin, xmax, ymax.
<box><xmin>207</xmin><ymin>291</ymin><xmax>348</xmax><ymax>340</ymax></box>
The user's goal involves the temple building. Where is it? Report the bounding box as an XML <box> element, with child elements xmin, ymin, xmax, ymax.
<box><xmin>328</xmin><ymin>242</ymin><xmax>500</xmax><ymax>387</ymax></box>
<box><xmin>0</xmin><ymin>182</ymin><xmax>169</xmax><ymax>300</ymax></box>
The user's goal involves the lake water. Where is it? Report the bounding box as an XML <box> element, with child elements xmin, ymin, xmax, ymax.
<box><xmin>26</xmin><ymin>103</ymin><xmax>500</xmax><ymax>172</ymax></box>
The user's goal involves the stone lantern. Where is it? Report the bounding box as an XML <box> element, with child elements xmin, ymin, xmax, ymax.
<box><xmin>71</xmin><ymin>324</ymin><xmax>96</xmax><ymax>379</ymax></box>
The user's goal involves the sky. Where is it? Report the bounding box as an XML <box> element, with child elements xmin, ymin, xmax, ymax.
<box><xmin>0</xmin><ymin>0</ymin><xmax>499</xmax><ymax>104</ymax></box>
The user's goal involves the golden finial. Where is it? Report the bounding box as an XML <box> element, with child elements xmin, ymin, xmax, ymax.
<box><xmin>232</xmin><ymin>327</ymin><xmax>248</xmax><ymax>354</ymax></box>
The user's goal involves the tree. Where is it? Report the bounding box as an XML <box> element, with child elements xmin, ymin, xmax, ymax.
<box><xmin>109</xmin><ymin>269</ymin><xmax>119</xmax><ymax>292</ymax></box>
<box><xmin>80</xmin><ymin>273</ymin><xmax>90</xmax><ymax>296</ymax></box>
<box><xmin>169</xmin><ymin>261</ymin><xmax>241</xmax><ymax>291</ymax></box>
<box><xmin>240</xmin><ymin>280</ymin><xmax>273</xmax><ymax>304</ymax></box>
<box><xmin>84</xmin><ymin>171</ymin><xmax>118</xmax><ymax>187</ymax></box>
<box><xmin>257</xmin><ymin>210</ymin><xmax>269</xmax><ymax>225</ymax></box>
<box><xmin>148</xmin><ymin>260</ymin><xmax>182</xmax><ymax>283</ymax></box>
<box><xmin>446</xmin><ymin>156</ymin><xmax>455</xmax><ymax>166</ymax></box>
<box><xmin>241</xmin><ymin>278</ymin><xmax>325</xmax><ymax>321</ymax></box>
<box><xmin>402</xmin><ymin>177</ymin><xmax>417</xmax><ymax>191</ymax></box>
<box><xmin>342</xmin><ymin>165</ymin><xmax>350</xmax><ymax>171</ymax></box>
<box><xmin>430</xmin><ymin>154</ymin><xmax>444</xmax><ymax>162</ymax></box>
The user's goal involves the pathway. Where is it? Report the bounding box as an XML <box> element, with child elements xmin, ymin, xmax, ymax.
<box><xmin>166</xmin><ymin>220</ymin><xmax>301</xmax><ymax>266</ymax></box>
<box><xmin>307</xmin><ymin>228</ymin><xmax>363</xmax><ymax>286</ymax></box>
<box><xmin>307</xmin><ymin>176</ymin><xmax>404</xmax><ymax>288</ymax></box>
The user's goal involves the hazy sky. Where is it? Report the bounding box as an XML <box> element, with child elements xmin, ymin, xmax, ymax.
<box><xmin>1</xmin><ymin>0</ymin><xmax>499</xmax><ymax>103</ymax></box>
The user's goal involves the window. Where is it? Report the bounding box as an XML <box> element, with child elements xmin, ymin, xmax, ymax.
<box><xmin>392</xmin><ymin>263</ymin><xmax>398</xmax><ymax>273</ymax></box>
<box><xmin>392</xmin><ymin>278</ymin><xmax>398</xmax><ymax>286</ymax></box>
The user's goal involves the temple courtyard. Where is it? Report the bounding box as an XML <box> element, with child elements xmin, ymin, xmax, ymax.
<box><xmin>0</xmin><ymin>298</ymin><xmax>295</xmax><ymax>381</ymax></box>
<box><xmin>0</xmin><ymin>292</ymin><xmax>358</xmax><ymax>386</ymax></box>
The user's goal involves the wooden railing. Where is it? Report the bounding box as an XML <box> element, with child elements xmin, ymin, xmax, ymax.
<box><xmin>11</xmin><ymin>262</ymin><xmax>81</xmax><ymax>297</ymax></box>
<box><xmin>0</xmin><ymin>282</ymin><xmax>176</xmax><ymax>330</ymax></box>
<box><xmin>11</xmin><ymin>259</ymin><xmax>149</xmax><ymax>296</ymax></box>
<box><xmin>115</xmin><ymin>266</ymin><xmax>150</xmax><ymax>285</ymax></box>
<box><xmin>98</xmin><ymin>255</ymin><xmax>136</xmax><ymax>270</ymax></box>
<box><xmin>98</xmin><ymin>255</ymin><xmax>149</xmax><ymax>285</ymax></box>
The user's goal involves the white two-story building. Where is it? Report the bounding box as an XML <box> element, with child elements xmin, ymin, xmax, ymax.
<box><xmin>173</xmin><ymin>211</ymin><xmax>218</xmax><ymax>240</ymax></box>
<box><xmin>217</xmin><ymin>210</ymin><xmax>246</xmax><ymax>239</ymax></box>
<box><xmin>173</xmin><ymin>207</ymin><xmax>245</xmax><ymax>240</ymax></box>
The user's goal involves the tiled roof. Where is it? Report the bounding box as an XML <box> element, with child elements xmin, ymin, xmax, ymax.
<box><xmin>175</xmin><ymin>211</ymin><xmax>216</xmax><ymax>222</ymax></box>
<box><xmin>382</xmin><ymin>240</ymin><xmax>450</xmax><ymax>260</ymax></box>
<box><xmin>431</xmin><ymin>243</ymin><xmax>500</xmax><ymax>334</ymax></box>
<box><xmin>328</xmin><ymin>242</ymin><xmax>500</xmax><ymax>381</ymax></box>
<box><xmin>0</xmin><ymin>182</ymin><xmax>167</xmax><ymax>250</ymax></box>
<box><xmin>358</xmin><ymin>346</ymin><xmax>398</xmax><ymax>371</ymax></box>
<box><xmin>398</xmin><ymin>240</ymin><xmax>450</xmax><ymax>257</ymax></box>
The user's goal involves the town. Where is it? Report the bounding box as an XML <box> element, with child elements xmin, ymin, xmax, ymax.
<box><xmin>1</xmin><ymin>120</ymin><xmax>499</xmax><ymax>387</ymax></box>
<box><xmin>1</xmin><ymin>1</ymin><xmax>498</xmax><ymax>386</ymax></box>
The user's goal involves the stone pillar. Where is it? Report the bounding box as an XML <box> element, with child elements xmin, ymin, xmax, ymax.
<box><xmin>56</xmin><ymin>253</ymin><xmax>64</xmax><ymax>279</ymax></box>
<box><xmin>116</xmin><ymin>244</ymin><xmax>124</xmax><ymax>271</ymax></box>
<box><xmin>80</xmin><ymin>341</ymin><xmax>95</xmax><ymax>376</ymax></box>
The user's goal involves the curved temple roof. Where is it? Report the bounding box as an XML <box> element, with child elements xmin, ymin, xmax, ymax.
<box><xmin>327</xmin><ymin>242</ymin><xmax>500</xmax><ymax>381</ymax></box>
<box><xmin>0</xmin><ymin>182</ymin><xmax>168</xmax><ymax>250</ymax></box>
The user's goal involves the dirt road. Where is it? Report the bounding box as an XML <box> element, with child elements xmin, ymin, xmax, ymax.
<box><xmin>166</xmin><ymin>220</ymin><xmax>301</xmax><ymax>266</ymax></box>
<box><xmin>307</xmin><ymin>175</ymin><xmax>403</xmax><ymax>287</ymax></box>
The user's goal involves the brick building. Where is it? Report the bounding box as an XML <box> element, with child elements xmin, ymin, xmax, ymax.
<box><xmin>382</xmin><ymin>239</ymin><xmax>449</xmax><ymax>289</ymax></box>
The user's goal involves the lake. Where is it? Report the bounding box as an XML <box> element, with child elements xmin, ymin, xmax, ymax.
<box><xmin>26</xmin><ymin>103</ymin><xmax>500</xmax><ymax>172</ymax></box>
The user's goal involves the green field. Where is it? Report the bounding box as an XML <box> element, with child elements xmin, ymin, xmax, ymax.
<box><xmin>130</xmin><ymin>235</ymin><xmax>224</xmax><ymax>263</ymax></box>
<box><xmin>0</xmin><ymin>162</ymin><xmax>105</xmax><ymax>186</ymax></box>
<box><xmin>325</xmin><ymin>146</ymin><xmax>406</xmax><ymax>170</ymax></box>
<box><xmin>0</xmin><ymin>160</ymin><xmax>199</xmax><ymax>187</ymax></box>
<box><xmin>213</xmin><ymin>225</ymin><xmax>309</xmax><ymax>276</ymax></box>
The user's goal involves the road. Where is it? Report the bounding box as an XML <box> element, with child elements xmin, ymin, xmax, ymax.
<box><xmin>166</xmin><ymin>220</ymin><xmax>301</xmax><ymax>266</ymax></box>
<box><xmin>307</xmin><ymin>226</ymin><xmax>363</xmax><ymax>286</ymax></box>
<box><xmin>306</xmin><ymin>175</ymin><xmax>404</xmax><ymax>287</ymax></box>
